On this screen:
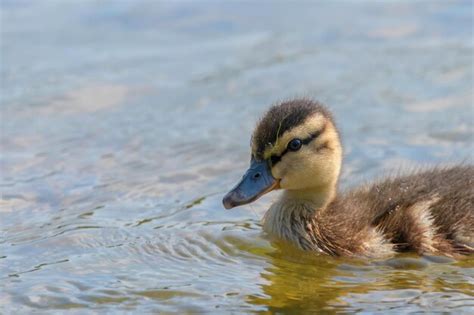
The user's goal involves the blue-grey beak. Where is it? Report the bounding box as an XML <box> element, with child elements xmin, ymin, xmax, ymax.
<box><xmin>223</xmin><ymin>159</ymin><xmax>278</xmax><ymax>209</ymax></box>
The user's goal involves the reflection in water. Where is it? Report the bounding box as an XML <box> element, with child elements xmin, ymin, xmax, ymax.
<box><xmin>249</xmin><ymin>243</ymin><xmax>347</xmax><ymax>312</ymax></box>
<box><xmin>251</xmin><ymin>242</ymin><xmax>474</xmax><ymax>313</ymax></box>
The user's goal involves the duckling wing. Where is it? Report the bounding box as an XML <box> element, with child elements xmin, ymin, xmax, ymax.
<box><xmin>362</xmin><ymin>165</ymin><xmax>474</xmax><ymax>255</ymax></box>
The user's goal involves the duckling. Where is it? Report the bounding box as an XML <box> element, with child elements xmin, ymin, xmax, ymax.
<box><xmin>223</xmin><ymin>99</ymin><xmax>473</xmax><ymax>258</ymax></box>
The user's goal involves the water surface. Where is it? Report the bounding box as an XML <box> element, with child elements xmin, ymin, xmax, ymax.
<box><xmin>1</xmin><ymin>1</ymin><xmax>473</xmax><ymax>313</ymax></box>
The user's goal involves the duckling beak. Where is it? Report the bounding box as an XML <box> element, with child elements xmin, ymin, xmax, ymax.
<box><xmin>223</xmin><ymin>159</ymin><xmax>278</xmax><ymax>209</ymax></box>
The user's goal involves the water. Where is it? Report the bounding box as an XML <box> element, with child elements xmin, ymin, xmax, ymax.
<box><xmin>1</xmin><ymin>1</ymin><xmax>473</xmax><ymax>313</ymax></box>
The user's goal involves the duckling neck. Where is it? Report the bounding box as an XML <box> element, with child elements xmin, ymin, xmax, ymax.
<box><xmin>281</xmin><ymin>184</ymin><xmax>336</xmax><ymax>209</ymax></box>
<box><xmin>262</xmin><ymin>184</ymin><xmax>338</xmax><ymax>252</ymax></box>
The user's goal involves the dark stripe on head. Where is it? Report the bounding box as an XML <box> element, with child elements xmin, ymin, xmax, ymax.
<box><xmin>252</xmin><ymin>99</ymin><xmax>333</xmax><ymax>159</ymax></box>
<box><xmin>269</xmin><ymin>124</ymin><xmax>326</xmax><ymax>167</ymax></box>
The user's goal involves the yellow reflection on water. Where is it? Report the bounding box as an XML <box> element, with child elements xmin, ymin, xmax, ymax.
<box><xmin>247</xmin><ymin>241</ymin><xmax>474</xmax><ymax>313</ymax></box>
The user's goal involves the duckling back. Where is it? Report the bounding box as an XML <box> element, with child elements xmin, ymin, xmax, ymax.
<box><xmin>363</xmin><ymin>165</ymin><xmax>474</xmax><ymax>255</ymax></box>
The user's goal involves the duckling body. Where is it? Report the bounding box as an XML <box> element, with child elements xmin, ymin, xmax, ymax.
<box><xmin>223</xmin><ymin>99</ymin><xmax>473</xmax><ymax>258</ymax></box>
<box><xmin>264</xmin><ymin>166</ymin><xmax>473</xmax><ymax>258</ymax></box>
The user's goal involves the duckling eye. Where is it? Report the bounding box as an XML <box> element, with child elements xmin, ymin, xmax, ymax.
<box><xmin>287</xmin><ymin>138</ymin><xmax>302</xmax><ymax>151</ymax></box>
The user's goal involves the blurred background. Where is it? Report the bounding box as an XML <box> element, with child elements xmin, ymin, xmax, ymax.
<box><xmin>1</xmin><ymin>1</ymin><xmax>473</xmax><ymax>313</ymax></box>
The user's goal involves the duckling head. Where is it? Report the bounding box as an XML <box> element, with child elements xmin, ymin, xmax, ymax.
<box><xmin>223</xmin><ymin>99</ymin><xmax>342</xmax><ymax>209</ymax></box>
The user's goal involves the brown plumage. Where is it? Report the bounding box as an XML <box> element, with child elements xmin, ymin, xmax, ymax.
<box><xmin>223</xmin><ymin>99</ymin><xmax>473</xmax><ymax>258</ymax></box>
<box><xmin>308</xmin><ymin>166</ymin><xmax>474</xmax><ymax>257</ymax></box>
